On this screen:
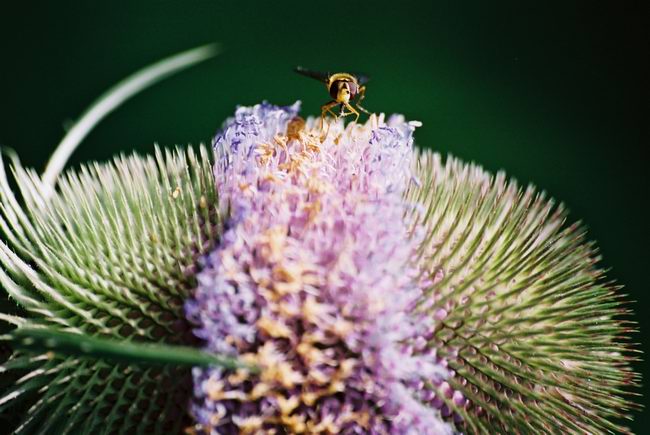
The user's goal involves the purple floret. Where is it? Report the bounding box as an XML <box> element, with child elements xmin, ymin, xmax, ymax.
<box><xmin>185</xmin><ymin>102</ymin><xmax>453</xmax><ymax>434</ymax></box>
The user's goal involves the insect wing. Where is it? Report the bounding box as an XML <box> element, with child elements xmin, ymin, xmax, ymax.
<box><xmin>352</xmin><ymin>72</ymin><xmax>370</xmax><ymax>86</ymax></box>
<box><xmin>294</xmin><ymin>66</ymin><xmax>329</xmax><ymax>83</ymax></box>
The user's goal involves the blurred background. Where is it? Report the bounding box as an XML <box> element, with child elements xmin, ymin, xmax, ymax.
<box><xmin>1</xmin><ymin>0</ymin><xmax>647</xmax><ymax>430</ymax></box>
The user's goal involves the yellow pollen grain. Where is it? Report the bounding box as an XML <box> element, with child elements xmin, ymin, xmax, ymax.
<box><xmin>234</xmin><ymin>415</ymin><xmax>264</xmax><ymax>433</ymax></box>
<box><xmin>227</xmin><ymin>369</ymin><xmax>250</xmax><ymax>386</ymax></box>
<box><xmin>249</xmin><ymin>267</ymin><xmax>271</xmax><ymax>287</ymax></box>
<box><xmin>249</xmin><ymin>381</ymin><xmax>271</xmax><ymax>400</ymax></box>
<box><xmin>272</xmin><ymin>263</ymin><xmax>304</xmax><ymax>294</ymax></box>
<box><xmin>262</xmin><ymin>173</ymin><xmax>281</xmax><ymax>184</ymax></box>
<box><xmin>308</xmin><ymin>369</ymin><xmax>330</xmax><ymax>385</ymax></box>
<box><xmin>257</xmin><ymin>342</ymin><xmax>281</xmax><ymax>364</ymax></box>
<box><xmin>327</xmin><ymin>380</ymin><xmax>345</xmax><ymax>394</ymax></box>
<box><xmin>304</xmin><ymin>138</ymin><xmax>321</xmax><ymax>153</ymax></box>
<box><xmin>259</xmin><ymin>226</ymin><xmax>287</xmax><ymax>261</ymax></box>
<box><xmin>222</xmin><ymin>260</ymin><xmax>246</xmax><ymax>281</ymax></box>
<box><xmin>281</xmin><ymin>414</ymin><xmax>307</xmax><ymax>433</ymax></box>
<box><xmin>303</xmin><ymin>200</ymin><xmax>322</xmax><ymax>222</ymax></box>
<box><xmin>296</xmin><ymin>341</ymin><xmax>327</xmax><ymax>365</ymax></box>
<box><xmin>302</xmin><ymin>295</ymin><xmax>329</xmax><ymax>324</ymax></box>
<box><xmin>255</xmin><ymin>141</ymin><xmax>275</xmax><ymax>165</ymax></box>
<box><xmin>308</xmin><ymin>415</ymin><xmax>339</xmax><ymax>434</ymax></box>
<box><xmin>347</xmin><ymin>411</ymin><xmax>371</xmax><ymax>429</ymax></box>
<box><xmin>241</xmin><ymin>352</ymin><xmax>259</xmax><ymax>367</ymax></box>
<box><xmin>257</xmin><ymin>315</ymin><xmax>292</xmax><ymax>338</ymax></box>
<box><xmin>205</xmin><ymin>378</ymin><xmax>224</xmax><ymax>401</ymax></box>
<box><xmin>273</xmin><ymin>134</ymin><xmax>289</xmax><ymax>151</ymax></box>
<box><xmin>301</xmin><ymin>330</ymin><xmax>327</xmax><ymax>344</ymax></box>
<box><xmin>258</xmin><ymin>346</ymin><xmax>304</xmax><ymax>389</ymax></box>
<box><xmin>306</xmin><ymin>176</ymin><xmax>331</xmax><ymax>194</ymax></box>
<box><xmin>277</xmin><ymin>299</ymin><xmax>301</xmax><ymax>317</ymax></box>
<box><xmin>276</xmin><ymin>362</ymin><xmax>304</xmax><ymax>389</ymax></box>
<box><xmin>339</xmin><ymin>358</ymin><xmax>356</xmax><ymax>377</ymax></box>
<box><xmin>300</xmin><ymin>391</ymin><xmax>321</xmax><ymax>407</ymax></box>
<box><xmin>301</xmin><ymin>269</ymin><xmax>322</xmax><ymax>286</ymax></box>
<box><xmin>260</xmin><ymin>287</ymin><xmax>281</xmax><ymax>303</ymax></box>
<box><xmin>279</xmin><ymin>157</ymin><xmax>306</xmax><ymax>174</ymax></box>
<box><xmin>331</xmin><ymin>317</ymin><xmax>354</xmax><ymax>337</ymax></box>
<box><xmin>276</xmin><ymin>394</ymin><xmax>300</xmax><ymax>415</ymax></box>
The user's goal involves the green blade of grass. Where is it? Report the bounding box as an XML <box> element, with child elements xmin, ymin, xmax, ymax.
<box><xmin>6</xmin><ymin>327</ymin><xmax>255</xmax><ymax>371</ymax></box>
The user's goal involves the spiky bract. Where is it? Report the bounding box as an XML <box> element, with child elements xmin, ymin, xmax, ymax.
<box><xmin>406</xmin><ymin>151</ymin><xmax>639</xmax><ymax>433</ymax></box>
<box><xmin>0</xmin><ymin>146</ymin><xmax>221</xmax><ymax>434</ymax></box>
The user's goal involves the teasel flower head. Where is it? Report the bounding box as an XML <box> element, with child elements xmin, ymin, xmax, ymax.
<box><xmin>0</xmin><ymin>46</ymin><xmax>641</xmax><ymax>435</ymax></box>
<box><xmin>186</xmin><ymin>102</ymin><xmax>639</xmax><ymax>434</ymax></box>
<box><xmin>187</xmin><ymin>102</ymin><xmax>453</xmax><ymax>433</ymax></box>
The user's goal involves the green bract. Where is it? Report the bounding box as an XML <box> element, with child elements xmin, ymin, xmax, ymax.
<box><xmin>406</xmin><ymin>151</ymin><xmax>639</xmax><ymax>433</ymax></box>
<box><xmin>0</xmin><ymin>145</ymin><xmax>222</xmax><ymax>433</ymax></box>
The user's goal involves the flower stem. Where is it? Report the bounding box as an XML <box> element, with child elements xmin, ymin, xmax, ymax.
<box><xmin>41</xmin><ymin>42</ymin><xmax>220</xmax><ymax>196</ymax></box>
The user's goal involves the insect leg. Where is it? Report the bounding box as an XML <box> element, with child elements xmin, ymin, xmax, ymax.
<box><xmin>320</xmin><ymin>100</ymin><xmax>339</xmax><ymax>133</ymax></box>
<box><xmin>358</xmin><ymin>85</ymin><xmax>367</xmax><ymax>103</ymax></box>
<box><xmin>355</xmin><ymin>103</ymin><xmax>371</xmax><ymax>115</ymax></box>
<box><xmin>339</xmin><ymin>105</ymin><xmax>356</xmax><ymax>118</ymax></box>
<box><xmin>355</xmin><ymin>86</ymin><xmax>372</xmax><ymax>115</ymax></box>
<box><xmin>340</xmin><ymin>102</ymin><xmax>360</xmax><ymax>123</ymax></box>
<box><xmin>321</xmin><ymin>100</ymin><xmax>340</xmax><ymax>121</ymax></box>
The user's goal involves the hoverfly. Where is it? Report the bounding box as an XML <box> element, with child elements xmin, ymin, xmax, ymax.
<box><xmin>295</xmin><ymin>66</ymin><xmax>371</xmax><ymax>123</ymax></box>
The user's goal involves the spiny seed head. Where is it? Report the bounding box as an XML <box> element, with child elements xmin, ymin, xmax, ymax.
<box><xmin>0</xmin><ymin>146</ymin><xmax>222</xmax><ymax>433</ymax></box>
<box><xmin>185</xmin><ymin>102</ymin><xmax>639</xmax><ymax>434</ymax></box>
<box><xmin>0</xmin><ymin>101</ymin><xmax>640</xmax><ymax>434</ymax></box>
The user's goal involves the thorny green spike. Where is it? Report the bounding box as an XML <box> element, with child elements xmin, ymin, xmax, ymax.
<box><xmin>0</xmin><ymin>145</ymin><xmax>223</xmax><ymax>433</ymax></box>
<box><xmin>405</xmin><ymin>151</ymin><xmax>640</xmax><ymax>434</ymax></box>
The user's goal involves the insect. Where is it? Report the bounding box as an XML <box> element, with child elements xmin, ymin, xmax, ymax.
<box><xmin>295</xmin><ymin>66</ymin><xmax>371</xmax><ymax>123</ymax></box>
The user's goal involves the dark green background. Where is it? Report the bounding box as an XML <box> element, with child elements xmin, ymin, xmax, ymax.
<box><xmin>1</xmin><ymin>0</ymin><xmax>647</xmax><ymax>430</ymax></box>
